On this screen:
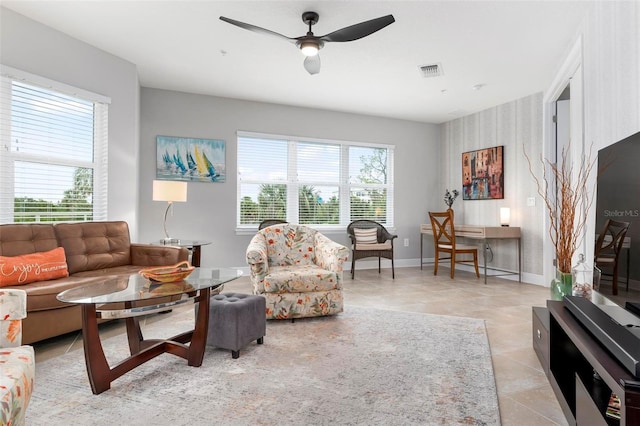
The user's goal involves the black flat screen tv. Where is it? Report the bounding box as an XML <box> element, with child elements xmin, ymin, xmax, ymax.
<box><xmin>596</xmin><ymin>131</ymin><xmax>640</xmax><ymax>284</ymax></box>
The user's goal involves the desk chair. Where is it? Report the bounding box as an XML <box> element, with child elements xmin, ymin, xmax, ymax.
<box><xmin>428</xmin><ymin>210</ymin><xmax>480</xmax><ymax>279</ymax></box>
<box><xmin>594</xmin><ymin>219</ymin><xmax>630</xmax><ymax>295</ymax></box>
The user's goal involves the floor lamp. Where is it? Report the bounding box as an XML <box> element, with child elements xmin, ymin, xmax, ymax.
<box><xmin>153</xmin><ymin>180</ymin><xmax>188</xmax><ymax>244</ymax></box>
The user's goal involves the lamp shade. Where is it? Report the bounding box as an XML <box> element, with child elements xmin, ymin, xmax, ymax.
<box><xmin>500</xmin><ymin>207</ymin><xmax>510</xmax><ymax>226</ymax></box>
<box><xmin>153</xmin><ymin>180</ymin><xmax>187</xmax><ymax>202</ymax></box>
<box><xmin>300</xmin><ymin>41</ymin><xmax>319</xmax><ymax>56</ymax></box>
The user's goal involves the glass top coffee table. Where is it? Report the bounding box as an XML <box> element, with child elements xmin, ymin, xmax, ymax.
<box><xmin>57</xmin><ymin>267</ymin><xmax>242</xmax><ymax>394</ymax></box>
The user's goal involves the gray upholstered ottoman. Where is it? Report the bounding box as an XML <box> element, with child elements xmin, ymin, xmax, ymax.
<box><xmin>207</xmin><ymin>292</ymin><xmax>266</xmax><ymax>359</ymax></box>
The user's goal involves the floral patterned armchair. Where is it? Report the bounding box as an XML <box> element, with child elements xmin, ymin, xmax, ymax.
<box><xmin>246</xmin><ymin>224</ymin><xmax>349</xmax><ymax>320</ymax></box>
<box><xmin>1</xmin><ymin>289</ymin><xmax>35</xmax><ymax>425</ymax></box>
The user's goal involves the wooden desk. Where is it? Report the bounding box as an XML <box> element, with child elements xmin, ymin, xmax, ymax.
<box><xmin>420</xmin><ymin>224</ymin><xmax>521</xmax><ymax>284</ymax></box>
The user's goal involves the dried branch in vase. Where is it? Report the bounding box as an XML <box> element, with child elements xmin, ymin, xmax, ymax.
<box><xmin>524</xmin><ymin>144</ymin><xmax>596</xmax><ymax>273</ymax></box>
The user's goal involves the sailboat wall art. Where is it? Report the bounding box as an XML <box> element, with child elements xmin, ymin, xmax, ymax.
<box><xmin>156</xmin><ymin>136</ymin><xmax>226</xmax><ymax>183</ymax></box>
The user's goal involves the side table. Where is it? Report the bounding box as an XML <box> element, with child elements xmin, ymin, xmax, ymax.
<box><xmin>157</xmin><ymin>240</ymin><xmax>211</xmax><ymax>267</ymax></box>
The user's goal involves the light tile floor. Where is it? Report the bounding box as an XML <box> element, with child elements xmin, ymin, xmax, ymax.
<box><xmin>33</xmin><ymin>266</ymin><xmax>570</xmax><ymax>425</ymax></box>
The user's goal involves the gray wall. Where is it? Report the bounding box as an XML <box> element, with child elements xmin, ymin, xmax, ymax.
<box><xmin>139</xmin><ymin>88</ymin><xmax>441</xmax><ymax>268</ymax></box>
<box><xmin>581</xmin><ymin>1</ymin><xmax>640</xmax><ymax>287</ymax></box>
<box><xmin>0</xmin><ymin>7</ymin><xmax>142</xmax><ymax>235</ymax></box>
<box><xmin>583</xmin><ymin>1</ymin><xmax>640</xmax><ymax>152</ymax></box>
<box><xmin>441</xmin><ymin>94</ymin><xmax>544</xmax><ymax>283</ymax></box>
<box><xmin>535</xmin><ymin>1</ymin><xmax>640</xmax><ymax>286</ymax></box>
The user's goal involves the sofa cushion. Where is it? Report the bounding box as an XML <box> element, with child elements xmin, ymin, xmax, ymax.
<box><xmin>264</xmin><ymin>289</ymin><xmax>343</xmax><ymax>319</ymax></box>
<box><xmin>0</xmin><ymin>247</ymin><xmax>69</xmax><ymax>287</ymax></box>
<box><xmin>17</xmin><ymin>265</ymin><xmax>150</xmax><ymax>313</ymax></box>
<box><xmin>263</xmin><ymin>265</ymin><xmax>340</xmax><ymax>293</ymax></box>
<box><xmin>55</xmin><ymin>221</ymin><xmax>132</xmax><ymax>274</ymax></box>
<box><xmin>11</xmin><ymin>275</ymin><xmax>105</xmax><ymax>312</ymax></box>
<box><xmin>0</xmin><ymin>224</ymin><xmax>59</xmax><ymax>256</ymax></box>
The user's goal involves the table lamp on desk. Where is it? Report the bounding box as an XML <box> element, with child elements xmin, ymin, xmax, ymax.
<box><xmin>500</xmin><ymin>207</ymin><xmax>510</xmax><ymax>227</ymax></box>
<box><xmin>153</xmin><ymin>180</ymin><xmax>188</xmax><ymax>244</ymax></box>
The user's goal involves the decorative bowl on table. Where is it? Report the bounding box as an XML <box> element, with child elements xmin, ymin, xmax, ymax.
<box><xmin>147</xmin><ymin>281</ymin><xmax>196</xmax><ymax>295</ymax></box>
<box><xmin>139</xmin><ymin>261</ymin><xmax>195</xmax><ymax>283</ymax></box>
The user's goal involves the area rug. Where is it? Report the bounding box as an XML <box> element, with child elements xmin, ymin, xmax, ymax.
<box><xmin>26</xmin><ymin>306</ymin><xmax>500</xmax><ymax>425</ymax></box>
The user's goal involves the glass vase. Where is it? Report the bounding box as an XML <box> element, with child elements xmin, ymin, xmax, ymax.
<box><xmin>571</xmin><ymin>254</ymin><xmax>593</xmax><ymax>299</ymax></box>
<box><xmin>551</xmin><ymin>269</ymin><xmax>573</xmax><ymax>301</ymax></box>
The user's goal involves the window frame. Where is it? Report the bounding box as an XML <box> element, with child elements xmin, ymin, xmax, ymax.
<box><xmin>236</xmin><ymin>130</ymin><xmax>394</xmax><ymax>232</ymax></box>
<box><xmin>0</xmin><ymin>65</ymin><xmax>110</xmax><ymax>224</ymax></box>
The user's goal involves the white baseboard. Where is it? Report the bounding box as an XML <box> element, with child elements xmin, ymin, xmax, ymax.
<box><xmin>350</xmin><ymin>258</ymin><xmax>546</xmax><ymax>286</ymax></box>
<box><xmin>235</xmin><ymin>259</ymin><xmax>546</xmax><ymax>287</ymax></box>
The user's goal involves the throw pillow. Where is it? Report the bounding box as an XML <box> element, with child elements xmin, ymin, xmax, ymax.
<box><xmin>0</xmin><ymin>247</ymin><xmax>69</xmax><ymax>287</ymax></box>
<box><xmin>354</xmin><ymin>228</ymin><xmax>378</xmax><ymax>244</ymax></box>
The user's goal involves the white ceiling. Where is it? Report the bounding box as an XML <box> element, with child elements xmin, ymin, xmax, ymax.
<box><xmin>2</xmin><ymin>1</ymin><xmax>593</xmax><ymax>124</ymax></box>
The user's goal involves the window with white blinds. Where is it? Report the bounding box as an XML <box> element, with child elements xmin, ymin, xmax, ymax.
<box><xmin>0</xmin><ymin>67</ymin><xmax>109</xmax><ymax>224</ymax></box>
<box><xmin>237</xmin><ymin>131</ymin><xmax>394</xmax><ymax>228</ymax></box>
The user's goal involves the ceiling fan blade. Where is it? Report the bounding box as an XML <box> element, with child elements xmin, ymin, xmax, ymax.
<box><xmin>319</xmin><ymin>15</ymin><xmax>395</xmax><ymax>43</ymax></box>
<box><xmin>304</xmin><ymin>55</ymin><xmax>321</xmax><ymax>75</ymax></box>
<box><xmin>219</xmin><ymin>16</ymin><xmax>296</xmax><ymax>43</ymax></box>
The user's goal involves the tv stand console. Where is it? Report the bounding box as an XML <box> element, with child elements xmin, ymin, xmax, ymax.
<box><xmin>547</xmin><ymin>300</ymin><xmax>640</xmax><ymax>425</ymax></box>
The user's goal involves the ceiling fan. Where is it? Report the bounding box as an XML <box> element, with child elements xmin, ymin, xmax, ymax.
<box><xmin>219</xmin><ymin>12</ymin><xmax>395</xmax><ymax>75</ymax></box>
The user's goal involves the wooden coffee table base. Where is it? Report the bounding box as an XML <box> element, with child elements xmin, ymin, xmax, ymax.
<box><xmin>81</xmin><ymin>287</ymin><xmax>211</xmax><ymax>394</ymax></box>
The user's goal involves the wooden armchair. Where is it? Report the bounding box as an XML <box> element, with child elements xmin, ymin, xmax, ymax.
<box><xmin>594</xmin><ymin>219</ymin><xmax>630</xmax><ymax>295</ymax></box>
<box><xmin>347</xmin><ymin>220</ymin><xmax>397</xmax><ymax>279</ymax></box>
<box><xmin>428</xmin><ymin>210</ymin><xmax>480</xmax><ymax>279</ymax></box>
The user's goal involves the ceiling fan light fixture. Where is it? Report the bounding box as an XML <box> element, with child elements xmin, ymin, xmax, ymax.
<box><xmin>220</xmin><ymin>12</ymin><xmax>394</xmax><ymax>75</ymax></box>
<box><xmin>300</xmin><ymin>41</ymin><xmax>320</xmax><ymax>56</ymax></box>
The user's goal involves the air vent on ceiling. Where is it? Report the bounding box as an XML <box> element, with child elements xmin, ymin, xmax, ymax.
<box><xmin>419</xmin><ymin>63</ymin><xmax>443</xmax><ymax>78</ymax></box>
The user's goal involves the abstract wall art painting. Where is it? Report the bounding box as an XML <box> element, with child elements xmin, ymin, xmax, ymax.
<box><xmin>156</xmin><ymin>136</ymin><xmax>226</xmax><ymax>183</ymax></box>
<box><xmin>462</xmin><ymin>145</ymin><xmax>504</xmax><ymax>200</ymax></box>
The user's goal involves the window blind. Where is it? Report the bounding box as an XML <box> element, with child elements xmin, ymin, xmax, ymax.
<box><xmin>348</xmin><ymin>145</ymin><xmax>393</xmax><ymax>224</ymax></box>
<box><xmin>237</xmin><ymin>131</ymin><xmax>394</xmax><ymax>228</ymax></box>
<box><xmin>0</xmin><ymin>68</ymin><xmax>109</xmax><ymax>224</ymax></box>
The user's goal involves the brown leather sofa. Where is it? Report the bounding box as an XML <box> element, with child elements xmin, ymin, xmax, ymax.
<box><xmin>0</xmin><ymin>221</ymin><xmax>189</xmax><ymax>344</ymax></box>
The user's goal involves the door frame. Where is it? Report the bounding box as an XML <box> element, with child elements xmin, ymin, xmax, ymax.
<box><xmin>541</xmin><ymin>35</ymin><xmax>584</xmax><ymax>285</ymax></box>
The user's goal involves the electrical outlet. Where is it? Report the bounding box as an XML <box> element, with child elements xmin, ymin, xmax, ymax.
<box><xmin>403</xmin><ymin>238</ymin><xmax>409</xmax><ymax>247</ymax></box>
<box><xmin>527</xmin><ymin>197</ymin><xmax>536</xmax><ymax>206</ymax></box>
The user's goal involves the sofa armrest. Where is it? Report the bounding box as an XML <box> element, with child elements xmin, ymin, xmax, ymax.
<box><xmin>0</xmin><ymin>289</ymin><xmax>27</xmax><ymax>348</ymax></box>
<box><xmin>0</xmin><ymin>344</ymin><xmax>35</xmax><ymax>425</ymax></box>
<box><xmin>0</xmin><ymin>290</ymin><xmax>33</xmax><ymax>423</ymax></box>
<box><xmin>130</xmin><ymin>244</ymin><xmax>189</xmax><ymax>266</ymax></box>
<box><xmin>314</xmin><ymin>233</ymin><xmax>349</xmax><ymax>274</ymax></box>
<box><xmin>246</xmin><ymin>233</ymin><xmax>269</xmax><ymax>293</ymax></box>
